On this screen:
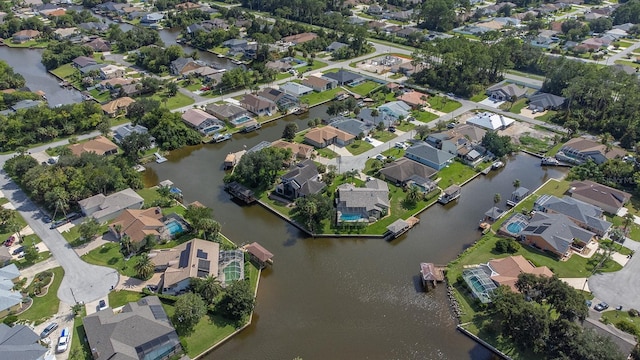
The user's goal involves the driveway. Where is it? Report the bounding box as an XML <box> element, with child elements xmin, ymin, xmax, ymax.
<box><xmin>0</xmin><ymin>169</ymin><xmax>119</xmax><ymax>305</ymax></box>
<box><xmin>589</xmin><ymin>252</ymin><xmax>640</xmax><ymax>310</ymax></box>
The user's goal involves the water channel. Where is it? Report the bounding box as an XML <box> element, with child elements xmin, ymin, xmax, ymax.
<box><xmin>143</xmin><ymin>116</ymin><xmax>568</xmax><ymax>359</ymax></box>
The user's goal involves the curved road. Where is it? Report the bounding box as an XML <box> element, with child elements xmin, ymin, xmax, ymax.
<box><xmin>588</xmin><ymin>252</ymin><xmax>640</xmax><ymax>310</ymax></box>
<box><xmin>0</xmin><ymin>160</ymin><xmax>118</xmax><ymax>305</ymax></box>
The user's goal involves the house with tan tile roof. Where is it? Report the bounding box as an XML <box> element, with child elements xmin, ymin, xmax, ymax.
<box><xmin>397</xmin><ymin>90</ymin><xmax>429</xmax><ymax>108</ymax></box>
<box><xmin>487</xmin><ymin>255</ymin><xmax>553</xmax><ymax>292</ymax></box>
<box><xmin>281</xmin><ymin>32</ymin><xmax>318</xmax><ymax>45</ymax></box>
<box><xmin>181</xmin><ymin>108</ymin><xmax>224</xmax><ymax>134</ymax></box>
<box><xmin>12</xmin><ymin>29</ymin><xmax>40</xmax><ymax>43</ymax></box>
<box><xmin>109</xmin><ymin>207</ymin><xmax>166</xmax><ymax>244</ymax></box>
<box><xmin>101</xmin><ymin>96</ymin><xmax>136</xmax><ymax>117</ymax></box>
<box><xmin>68</xmin><ymin>136</ymin><xmax>118</xmax><ymax>157</ymax></box>
<box><xmin>271</xmin><ymin>140</ymin><xmax>314</xmax><ymax>159</ymax></box>
<box><xmin>302</xmin><ymin>76</ymin><xmax>337</xmax><ymax>92</ymax></box>
<box><xmin>304</xmin><ymin>126</ymin><xmax>355</xmax><ymax>148</ymax></box>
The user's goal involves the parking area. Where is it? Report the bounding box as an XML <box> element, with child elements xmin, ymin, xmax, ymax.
<box><xmin>85</xmin><ymin>297</ymin><xmax>109</xmax><ymax>316</ymax></box>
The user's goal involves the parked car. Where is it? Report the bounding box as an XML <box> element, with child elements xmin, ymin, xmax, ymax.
<box><xmin>56</xmin><ymin>328</ymin><xmax>70</xmax><ymax>353</ymax></box>
<box><xmin>4</xmin><ymin>236</ymin><xmax>15</xmax><ymax>247</ymax></box>
<box><xmin>447</xmin><ymin>122</ymin><xmax>456</xmax><ymax>129</ymax></box>
<box><xmin>12</xmin><ymin>246</ymin><xmax>24</xmax><ymax>255</ymax></box>
<box><xmin>374</xmin><ymin>154</ymin><xmax>386</xmax><ymax>161</ymax></box>
<box><xmin>98</xmin><ymin>299</ymin><xmax>107</xmax><ymax>311</ymax></box>
<box><xmin>364</xmin><ymin>137</ymin><xmax>373</xmax><ymax>143</ymax></box>
<box><xmin>388</xmin><ymin>126</ymin><xmax>396</xmax><ymax>133</ymax></box>
<box><xmin>65</xmin><ymin>212</ymin><xmax>81</xmax><ymax>221</ymax></box>
<box><xmin>40</xmin><ymin>322</ymin><xmax>58</xmax><ymax>338</ymax></box>
<box><xmin>42</xmin><ymin>214</ymin><xmax>51</xmax><ymax>223</ymax></box>
<box><xmin>594</xmin><ymin>302</ymin><xmax>609</xmax><ymax>311</ymax></box>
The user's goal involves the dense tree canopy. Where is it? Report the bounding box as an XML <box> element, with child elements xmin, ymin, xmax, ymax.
<box><xmin>291</xmin><ymin>193</ymin><xmax>332</xmax><ymax>233</ymax></box>
<box><xmin>0</xmin><ymin>61</ymin><xmax>25</xmax><ymax>90</ymax></box>
<box><xmin>173</xmin><ymin>292</ymin><xmax>207</xmax><ymax>334</ymax></box>
<box><xmin>217</xmin><ymin>280</ymin><xmax>255</xmax><ymax>323</ymax></box>
<box><xmin>613</xmin><ymin>0</ymin><xmax>640</xmax><ymax>25</ymax></box>
<box><xmin>132</xmin><ymin>45</ymin><xmax>184</xmax><ymax>74</ymax></box>
<box><xmin>481</xmin><ymin>132</ymin><xmax>516</xmax><ymax>157</ymax></box>
<box><xmin>41</xmin><ymin>41</ymin><xmax>93</xmax><ymax>70</ymax></box>
<box><xmin>230</xmin><ymin>147</ymin><xmax>291</xmax><ymax>189</ymax></box>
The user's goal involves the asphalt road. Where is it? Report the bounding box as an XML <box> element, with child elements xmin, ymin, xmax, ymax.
<box><xmin>588</xmin><ymin>253</ymin><xmax>640</xmax><ymax>310</ymax></box>
<box><xmin>0</xmin><ymin>169</ymin><xmax>118</xmax><ymax>305</ymax></box>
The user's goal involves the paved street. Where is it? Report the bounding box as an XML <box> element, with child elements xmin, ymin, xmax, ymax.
<box><xmin>588</xmin><ymin>252</ymin><xmax>640</xmax><ymax>310</ymax></box>
<box><xmin>0</xmin><ymin>170</ymin><xmax>119</xmax><ymax>305</ymax></box>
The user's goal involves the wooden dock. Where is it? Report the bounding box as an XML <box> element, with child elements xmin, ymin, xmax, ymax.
<box><xmin>420</xmin><ymin>262</ymin><xmax>446</xmax><ymax>291</ymax></box>
<box><xmin>385</xmin><ymin>216</ymin><xmax>420</xmax><ymax>240</ymax></box>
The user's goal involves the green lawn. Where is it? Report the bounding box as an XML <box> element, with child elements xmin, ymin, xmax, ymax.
<box><xmin>62</xmin><ymin>224</ymin><xmax>109</xmax><ymax>247</ymax></box>
<box><xmin>89</xmin><ymin>88</ymin><xmax>112</xmax><ymax>103</ymax></box>
<box><xmin>298</xmin><ymin>87</ymin><xmax>343</xmax><ymax>106</ymax></box>
<box><xmin>509</xmin><ymin>99</ymin><xmax>528</xmax><ymax>114</ymax></box>
<box><xmin>275</xmin><ymin>72</ymin><xmax>291</xmax><ymax>80</ymax></box>
<box><xmin>136</xmin><ymin>188</ymin><xmax>162</xmax><ymax>206</ymax></box>
<box><xmin>70</xmin><ymin>309</ymin><xmax>90</xmax><ymax>360</ymax></box>
<box><xmin>534</xmin><ymin>110</ymin><xmax>558</xmax><ymax>123</ymax></box>
<box><xmin>349</xmin><ymin>81</ymin><xmax>381</xmax><ymax>96</ymax></box>
<box><xmin>437</xmin><ymin>161</ymin><xmax>478</xmax><ymax>189</ymax></box>
<box><xmin>0</xmin><ymin>198</ymin><xmax>8</xmax><ymax>206</ymax></box>
<box><xmin>345</xmin><ymin>140</ymin><xmax>374</xmax><ymax>155</ymax></box>
<box><xmin>519</xmin><ymin>135</ymin><xmax>551</xmax><ymax>154</ymax></box>
<box><xmin>81</xmin><ymin>243</ymin><xmax>141</xmax><ymax>278</ymax></box>
<box><xmin>372</xmin><ymin>130</ymin><xmax>397</xmax><ymax>143</ymax></box>
<box><xmin>316</xmin><ymin>147</ymin><xmax>339</xmax><ymax>159</ymax></box>
<box><xmin>51</xmin><ymin>64</ymin><xmax>78</xmax><ymax>79</ymax></box>
<box><xmin>470</xmin><ymin>94</ymin><xmax>487</xmax><ymax>102</ymax></box>
<box><xmin>506</xmin><ymin>69</ymin><xmax>546</xmax><ymax>81</ymax></box>
<box><xmin>412</xmin><ymin>110</ymin><xmax>439</xmax><ymax>123</ymax></box>
<box><xmin>545</xmin><ymin>142</ymin><xmax>563</xmax><ymax>157</ymax></box>
<box><xmin>601</xmin><ymin>310</ymin><xmax>640</xmax><ymax>338</ymax></box>
<box><xmin>4</xmin><ymin>39</ymin><xmax>49</xmax><ymax>48</ymax></box>
<box><xmin>148</xmin><ymin>92</ymin><xmax>194</xmax><ymax>110</ymax></box>
<box><xmin>18</xmin><ymin>267</ymin><xmax>65</xmax><ymax>325</ymax></box>
<box><xmin>108</xmin><ymin>290</ymin><xmax>144</xmax><ymax>308</ymax></box>
<box><xmin>428</xmin><ymin>96</ymin><xmax>462</xmax><ymax>113</ymax></box>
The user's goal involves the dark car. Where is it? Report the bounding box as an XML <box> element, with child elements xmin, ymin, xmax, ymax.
<box><xmin>594</xmin><ymin>302</ymin><xmax>609</xmax><ymax>311</ymax></box>
<box><xmin>4</xmin><ymin>236</ymin><xmax>15</xmax><ymax>247</ymax></box>
<box><xmin>42</xmin><ymin>215</ymin><xmax>51</xmax><ymax>223</ymax></box>
<box><xmin>12</xmin><ymin>246</ymin><xmax>24</xmax><ymax>255</ymax></box>
<box><xmin>447</xmin><ymin>122</ymin><xmax>456</xmax><ymax>129</ymax></box>
<box><xmin>98</xmin><ymin>299</ymin><xmax>107</xmax><ymax>311</ymax></box>
<box><xmin>40</xmin><ymin>322</ymin><xmax>58</xmax><ymax>338</ymax></box>
<box><xmin>66</xmin><ymin>212</ymin><xmax>81</xmax><ymax>221</ymax></box>
<box><xmin>388</xmin><ymin>126</ymin><xmax>396</xmax><ymax>133</ymax></box>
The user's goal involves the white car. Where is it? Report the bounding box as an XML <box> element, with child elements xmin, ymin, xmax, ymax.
<box><xmin>375</xmin><ymin>154</ymin><xmax>386</xmax><ymax>161</ymax></box>
<box><xmin>56</xmin><ymin>328</ymin><xmax>70</xmax><ymax>353</ymax></box>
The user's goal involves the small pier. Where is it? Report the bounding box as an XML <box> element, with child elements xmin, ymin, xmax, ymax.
<box><xmin>224</xmin><ymin>150</ymin><xmax>246</xmax><ymax>170</ymax></box>
<box><xmin>420</xmin><ymin>262</ymin><xmax>446</xmax><ymax>291</ymax></box>
<box><xmin>480</xmin><ymin>166</ymin><xmax>492</xmax><ymax>175</ymax></box>
<box><xmin>384</xmin><ymin>217</ymin><xmax>420</xmax><ymax>240</ymax></box>
<box><xmin>225</xmin><ymin>181</ymin><xmax>256</xmax><ymax>204</ymax></box>
<box><xmin>154</xmin><ymin>152</ymin><xmax>167</xmax><ymax>163</ymax></box>
<box><xmin>438</xmin><ymin>185</ymin><xmax>461</xmax><ymax>204</ymax></box>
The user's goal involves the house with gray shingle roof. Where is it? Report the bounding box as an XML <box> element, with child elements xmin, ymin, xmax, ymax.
<box><xmin>0</xmin><ymin>323</ymin><xmax>50</xmax><ymax>360</ymax></box>
<box><xmin>534</xmin><ymin>195</ymin><xmax>612</xmax><ymax>236</ymax></box>
<box><xmin>569</xmin><ymin>180</ymin><xmax>631</xmax><ymax>215</ymax></box>
<box><xmin>0</xmin><ymin>264</ymin><xmax>22</xmax><ymax>318</ymax></box>
<box><xmin>379</xmin><ymin>158</ymin><xmax>437</xmax><ymax>191</ymax></box>
<box><xmin>405</xmin><ymin>142</ymin><xmax>455</xmax><ymax>170</ymax></box>
<box><xmin>527</xmin><ymin>92</ymin><xmax>566</xmax><ymax>111</ymax></box>
<box><xmin>486</xmin><ymin>83</ymin><xmax>527</xmax><ymax>101</ymax></box>
<box><xmin>322</xmin><ymin>69</ymin><xmax>364</xmax><ymax>85</ymax></box>
<box><xmin>274</xmin><ymin>159</ymin><xmax>325</xmax><ymax>200</ymax></box>
<box><xmin>279</xmin><ymin>82</ymin><xmax>314</xmax><ymax>97</ymax></box>
<box><xmin>336</xmin><ymin>179</ymin><xmax>390</xmax><ymax>223</ymax></box>
<box><xmin>83</xmin><ymin>296</ymin><xmax>181</xmax><ymax>360</ymax></box>
<box><xmin>78</xmin><ymin>188</ymin><xmax>144</xmax><ymax>223</ymax></box>
<box><xmin>329</xmin><ymin>117</ymin><xmax>372</xmax><ymax>137</ymax></box>
<box><xmin>520</xmin><ymin>212</ymin><xmax>595</xmax><ymax>258</ymax></box>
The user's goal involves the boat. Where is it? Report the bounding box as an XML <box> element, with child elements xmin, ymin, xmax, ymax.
<box><xmin>242</xmin><ymin>123</ymin><xmax>261</xmax><ymax>133</ymax></box>
<box><xmin>154</xmin><ymin>152</ymin><xmax>167</xmax><ymax>163</ymax></box>
<box><xmin>293</xmin><ymin>105</ymin><xmax>309</xmax><ymax>115</ymax></box>
<box><xmin>217</xmin><ymin>54</ymin><xmax>224</xmax><ymax>58</ymax></box>
<box><xmin>212</xmin><ymin>133</ymin><xmax>232</xmax><ymax>143</ymax></box>
<box><xmin>541</xmin><ymin>157</ymin><xmax>560</xmax><ymax>166</ymax></box>
<box><xmin>492</xmin><ymin>161</ymin><xmax>504</xmax><ymax>169</ymax></box>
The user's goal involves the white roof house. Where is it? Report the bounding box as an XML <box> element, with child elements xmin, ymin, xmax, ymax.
<box><xmin>466</xmin><ymin>112</ymin><xmax>515</xmax><ymax>131</ymax></box>
<box><xmin>279</xmin><ymin>82</ymin><xmax>314</xmax><ymax>97</ymax></box>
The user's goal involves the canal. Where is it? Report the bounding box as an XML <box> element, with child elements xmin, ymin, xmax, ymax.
<box><xmin>144</xmin><ymin>117</ymin><xmax>568</xmax><ymax>359</ymax></box>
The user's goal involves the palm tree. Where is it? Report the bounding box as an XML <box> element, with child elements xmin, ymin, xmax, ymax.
<box><xmin>493</xmin><ymin>193</ymin><xmax>501</xmax><ymax>219</ymax></box>
<box><xmin>198</xmin><ymin>275</ymin><xmax>223</xmax><ymax>304</ymax></box>
<box><xmin>121</xmin><ymin>234</ymin><xmax>132</xmax><ymax>256</ymax></box>
<box><xmin>406</xmin><ymin>186</ymin><xmax>422</xmax><ymax>206</ymax></box>
<box><xmin>623</xmin><ymin>212</ymin><xmax>635</xmax><ymax>235</ymax></box>
<box><xmin>201</xmin><ymin>219</ymin><xmax>221</xmax><ymax>241</ymax></box>
<box><xmin>134</xmin><ymin>253</ymin><xmax>155</xmax><ymax>280</ymax></box>
<box><xmin>513</xmin><ymin>179</ymin><xmax>521</xmax><ymax>191</ymax></box>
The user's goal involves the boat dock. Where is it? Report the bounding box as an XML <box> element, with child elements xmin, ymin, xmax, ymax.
<box><xmin>385</xmin><ymin>217</ymin><xmax>420</xmax><ymax>240</ymax></box>
<box><xmin>438</xmin><ymin>185</ymin><xmax>461</xmax><ymax>204</ymax></box>
<box><xmin>224</xmin><ymin>181</ymin><xmax>256</xmax><ymax>204</ymax></box>
<box><xmin>420</xmin><ymin>262</ymin><xmax>446</xmax><ymax>291</ymax></box>
<box><xmin>224</xmin><ymin>150</ymin><xmax>246</xmax><ymax>170</ymax></box>
<box><xmin>480</xmin><ymin>166</ymin><xmax>492</xmax><ymax>175</ymax></box>
<box><xmin>154</xmin><ymin>152</ymin><xmax>167</xmax><ymax>163</ymax></box>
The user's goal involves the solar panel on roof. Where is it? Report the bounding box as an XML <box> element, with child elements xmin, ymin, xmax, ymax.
<box><xmin>198</xmin><ymin>259</ymin><xmax>210</xmax><ymax>271</ymax></box>
<box><xmin>149</xmin><ymin>304</ymin><xmax>167</xmax><ymax>321</ymax></box>
<box><xmin>523</xmin><ymin>226</ymin><xmax>536</xmax><ymax>232</ymax></box>
<box><xmin>533</xmin><ymin>226</ymin><xmax>548</xmax><ymax>234</ymax></box>
<box><xmin>196</xmin><ymin>249</ymin><xmax>208</xmax><ymax>259</ymax></box>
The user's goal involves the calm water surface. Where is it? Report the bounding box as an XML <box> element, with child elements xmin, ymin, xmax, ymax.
<box><xmin>144</xmin><ymin>118</ymin><xmax>567</xmax><ymax>360</ymax></box>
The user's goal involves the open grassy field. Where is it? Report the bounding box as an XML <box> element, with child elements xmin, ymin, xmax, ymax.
<box><xmin>18</xmin><ymin>267</ymin><xmax>65</xmax><ymax>325</ymax></box>
<box><xmin>81</xmin><ymin>243</ymin><xmax>142</xmax><ymax>278</ymax></box>
<box><xmin>51</xmin><ymin>64</ymin><xmax>78</xmax><ymax>79</ymax></box>
<box><xmin>299</xmin><ymin>87</ymin><xmax>342</xmax><ymax>106</ymax></box>
<box><xmin>349</xmin><ymin>80</ymin><xmax>382</xmax><ymax>96</ymax></box>
<box><xmin>428</xmin><ymin>96</ymin><xmax>462</xmax><ymax>113</ymax></box>
<box><xmin>437</xmin><ymin>161</ymin><xmax>478</xmax><ymax>189</ymax></box>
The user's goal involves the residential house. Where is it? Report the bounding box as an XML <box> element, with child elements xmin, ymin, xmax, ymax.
<box><xmin>115</xmin><ymin>84</ymin><xmax>141</xmax><ymax>97</ymax></box>
<box><xmin>78</xmin><ymin>187</ymin><xmax>144</xmax><ymax>223</ymax></box>
<box><xmin>109</xmin><ymin>207</ymin><xmax>166</xmax><ymax>244</ymax></box>
<box><xmin>86</xmin><ymin>37</ymin><xmax>110</xmax><ymax>52</ymax></box>
<box><xmin>209</xmin><ymin>18</ymin><xmax>229</xmax><ymax>30</ymax></box>
<box><xmin>466</xmin><ymin>112</ymin><xmax>515</xmax><ymax>131</ymax></box>
<box><xmin>556</xmin><ymin>137</ymin><xmax>626</xmax><ymax>165</ymax></box>
<box><xmin>391</xmin><ymin>62</ymin><xmax>425</xmax><ymax>77</ymax></box>
<box><xmin>336</xmin><ymin>179</ymin><xmax>390</xmax><ymax>223</ymax></box>
<box><xmin>379</xmin><ymin>101</ymin><xmax>411</xmax><ymax>119</ymax></box>
<box><xmin>175</xmin><ymin>2</ymin><xmax>200</xmax><ymax>10</ymax></box>
<box><xmin>205</xmin><ymin>103</ymin><xmax>248</xmax><ymax>122</ymax></box>
<box><xmin>0</xmin><ymin>323</ymin><xmax>51</xmax><ymax>360</ymax></box>
<box><xmin>150</xmin><ymin>239</ymin><xmax>220</xmax><ymax>294</ymax></box>
<box><xmin>326</xmin><ymin>41</ymin><xmax>348</xmax><ymax>52</ymax></box>
<box><xmin>101</xmin><ymin>96</ymin><xmax>136</xmax><ymax>117</ymax></box>
<box><xmin>405</xmin><ymin>142</ymin><xmax>455</xmax><ymax>170</ymax></box>
<box><xmin>240</xmin><ymin>94</ymin><xmax>277</xmax><ymax>117</ymax></box>
<box><xmin>72</xmin><ymin>56</ymin><xmax>97</xmax><ymax>69</ymax></box>
<box><xmin>99</xmin><ymin>65</ymin><xmax>126</xmax><ymax>79</ymax></box>
<box><xmin>98</xmin><ymin>77</ymin><xmax>135</xmax><ymax>91</ymax></box>
<box><xmin>486</xmin><ymin>255</ymin><xmax>553</xmax><ymax>291</ymax></box>
<box><xmin>395</xmin><ymin>26</ymin><xmax>421</xmax><ymax>38</ymax></box>
<box><xmin>569</xmin><ymin>180</ymin><xmax>631</xmax><ymax>215</ymax></box>
<box><xmin>265</xmin><ymin>59</ymin><xmax>292</xmax><ymax>73</ymax></box>
<box><xmin>113</xmin><ymin>124</ymin><xmax>151</xmax><ymax>144</ymax></box>
<box><xmin>379</xmin><ymin>158</ymin><xmax>437</xmax><ymax>192</ymax></box>
<box><xmin>330</xmin><ymin>117</ymin><xmax>372</xmax><ymax>137</ymax></box>
<box><xmin>78</xmin><ymin>22</ymin><xmax>109</xmax><ymax>32</ymax></box>
<box><xmin>83</xmin><ymin>296</ymin><xmax>181</xmax><ymax>360</ymax></box>
<box><xmin>534</xmin><ymin>195</ymin><xmax>612</xmax><ymax>236</ymax></box>
<box><xmin>0</xmin><ymin>264</ymin><xmax>22</xmax><ymax>317</ymax></box>
<box><xmin>397</xmin><ymin>90</ymin><xmax>428</xmax><ymax>108</ymax></box>
<box><xmin>357</xmin><ymin>108</ymin><xmax>394</xmax><ymax>128</ymax></box>
<box><xmin>576</xmin><ymin>37</ymin><xmax>611</xmax><ymax>51</ymax></box>
<box><xmin>302</xmin><ymin>76</ymin><xmax>337</xmax><ymax>92</ymax></box>
<box><xmin>12</xmin><ymin>29</ymin><xmax>40</xmax><ymax>43</ymax></box>
<box><xmin>53</xmin><ymin>27</ymin><xmax>77</xmax><ymax>40</ymax></box>
<box><xmin>271</xmin><ymin>140</ymin><xmax>314</xmax><ymax>160</ymax></box>
<box><xmin>8</xmin><ymin>100</ymin><xmax>42</xmax><ymax>112</ymax></box>
<box><xmin>520</xmin><ymin>212</ymin><xmax>596</xmax><ymax>257</ymax></box>
<box><xmin>274</xmin><ymin>160</ymin><xmax>325</xmax><ymax>200</ymax></box>
<box><xmin>181</xmin><ymin>108</ymin><xmax>224</xmax><ymax>135</ymax></box>
<box><xmin>281</xmin><ymin>32</ymin><xmax>318</xmax><ymax>45</ymax></box>
<box><xmin>453</xmin><ymin>124</ymin><xmax>487</xmax><ymax>144</ymax></box>
<box><xmin>170</xmin><ymin>57</ymin><xmax>202</xmax><ymax>76</ymax></box>
<box><xmin>68</xmin><ymin>136</ymin><xmax>118</xmax><ymax>157</ymax></box>
<box><xmin>256</xmin><ymin>88</ymin><xmax>298</xmax><ymax>112</ymax></box>
<box><xmin>486</xmin><ymin>83</ymin><xmax>527</xmax><ymax>101</ymax></box>
<box><xmin>0</xmin><ymin>248</ymin><xmax>11</xmax><ymax>267</ymax></box>
<box><xmin>141</xmin><ymin>12</ymin><xmax>163</xmax><ymax>24</ymax></box>
<box><xmin>304</xmin><ymin>126</ymin><xmax>355</xmax><ymax>148</ymax></box>
<box><xmin>322</xmin><ymin>69</ymin><xmax>364</xmax><ymax>86</ymax></box>
<box><xmin>279</xmin><ymin>82</ymin><xmax>314</xmax><ymax>97</ymax></box>
<box><xmin>367</xmin><ymin>4</ymin><xmax>383</xmax><ymax>15</ymax></box>
<box><xmin>527</xmin><ymin>92</ymin><xmax>566</xmax><ymax>111</ymax></box>
<box><xmin>79</xmin><ymin>64</ymin><xmax>106</xmax><ymax>76</ymax></box>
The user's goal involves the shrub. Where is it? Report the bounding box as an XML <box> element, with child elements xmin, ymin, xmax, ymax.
<box><xmin>494</xmin><ymin>238</ymin><xmax>520</xmax><ymax>254</ymax></box>
<box><xmin>3</xmin><ymin>315</ymin><xmax>17</xmax><ymax>325</ymax></box>
<box><xmin>615</xmin><ymin>320</ymin><xmax>639</xmax><ymax>337</ymax></box>
<box><xmin>629</xmin><ymin>309</ymin><xmax>639</xmax><ymax>317</ymax></box>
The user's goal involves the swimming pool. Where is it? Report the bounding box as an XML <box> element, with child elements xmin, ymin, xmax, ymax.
<box><xmin>507</xmin><ymin>222</ymin><xmax>525</xmax><ymax>234</ymax></box>
<box><xmin>165</xmin><ymin>220</ymin><xmax>183</xmax><ymax>236</ymax></box>
<box><xmin>341</xmin><ymin>214</ymin><xmax>363</xmax><ymax>221</ymax></box>
<box><xmin>231</xmin><ymin>115</ymin><xmax>252</xmax><ymax>126</ymax></box>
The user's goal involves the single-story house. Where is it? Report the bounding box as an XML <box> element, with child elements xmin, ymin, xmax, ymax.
<box><xmin>12</xmin><ymin>30</ymin><xmax>40</xmax><ymax>43</ymax></box>
<box><xmin>53</xmin><ymin>27</ymin><xmax>78</xmax><ymax>40</ymax></box>
<box><xmin>357</xmin><ymin>108</ymin><xmax>394</xmax><ymax>128</ymax></box>
<box><xmin>556</xmin><ymin>137</ymin><xmax>626</xmax><ymax>165</ymax></box>
<box><xmin>265</xmin><ymin>59</ymin><xmax>292</xmax><ymax>73</ymax></box>
<box><xmin>486</xmin><ymin>83</ymin><xmax>527</xmax><ymax>101</ymax></box>
<box><xmin>86</xmin><ymin>37</ymin><xmax>111</xmax><ymax>52</ymax></box>
<box><xmin>109</xmin><ymin>207</ymin><xmax>166</xmax><ymax>244</ymax></box>
<box><xmin>322</xmin><ymin>69</ymin><xmax>364</xmax><ymax>86</ymax></box>
<box><xmin>281</xmin><ymin>32</ymin><xmax>318</xmax><ymax>45</ymax></box>
<box><xmin>466</xmin><ymin>112</ymin><xmax>515</xmax><ymax>131</ymax></box>
<box><xmin>279</xmin><ymin>82</ymin><xmax>314</xmax><ymax>97</ymax></box>
<box><xmin>330</xmin><ymin>117</ymin><xmax>372</xmax><ymax>137</ymax></box>
<box><xmin>487</xmin><ymin>255</ymin><xmax>553</xmax><ymax>292</ymax></box>
<box><xmin>0</xmin><ymin>323</ymin><xmax>49</xmax><ymax>359</ymax></box>
<box><xmin>68</xmin><ymin>136</ymin><xmax>118</xmax><ymax>157</ymax></box>
<box><xmin>397</xmin><ymin>90</ymin><xmax>428</xmax><ymax>108</ymax></box>
<box><xmin>78</xmin><ymin>187</ymin><xmax>144</xmax><ymax>223</ymax></box>
<box><xmin>404</xmin><ymin>142</ymin><xmax>455</xmax><ymax>170</ymax></box>
<box><xmin>141</xmin><ymin>12</ymin><xmax>163</xmax><ymax>24</ymax></box>
<box><xmin>520</xmin><ymin>212</ymin><xmax>595</xmax><ymax>258</ymax></box>
<box><xmin>99</xmin><ymin>64</ymin><xmax>126</xmax><ymax>80</ymax></box>
<box><xmin>98</xmin><ymin>77</ymin><xmax>134</xmax><ymax>90</ymax></box>
<box><xmin>170</xmin><ymin>57</ymin><xmax>202</xmax><ymax>76</ymax></box>
<box><xmin>379</xmin><ymin>158</ymin><xmax>438</xmax><ymax>192</ymax></box>
<box><xmin>379</xmin><ymin>101</ymin><xmax>411</xmax><ymax>119</ymax></box>
<box><xmin>569</xmin><ymin>180</ymin><xmax>631</xmax><ymax>215</ymax></box>
<box><xmin>0</xmin><ymin>264</ymin><xmax>22</xmax><ymax>317</ymax></box>
<box><xmin>534</xmin><ymin>194</ymin><xmax>612</xmax><ymax>236</ymax></box>
<box><xmin>304</xmin><ymin>126</ymin><xmax>355</xmax><ymax>148</ymax></box>
<box><xmin>326</xmin><ymin>41</ymin><xmax>348</xmax><ymax>52</ymax></box>
<box><xmin>302</xmin><ymin>76</ymin><xmax>337</xmax><ymax>92</ymax></box>
<box><xmin>181</xmin><ymin>108</ymin><xmax>224</xmax><ymax>134</ymax></box>
<box><xmin>205</xmin><ymin>103</ymin><xmax>248</xmax><ymax>122</ymax></box>
<box><xmin>527</xmin><ymin>92</ymin><xmax>566</xmax><ymax>111</ymax></box>
<box><xmin>83</xmin><ymin>296</ymin><xmax>181</xmax><ymax>360</ymax></box>
<box><xmin>271</xmin><ymin>140</ymin><xmax>314</xmax><ymax>160</ymax></box>
<box><xmin>113</xmin><ymin>124</ymin><xmax>151</xmax><ymax>144</ymax></box>
<box><xmin>101</xmin><ymin>97</ymin><xmax>136</xmax><ymax>117</ymax></box>
<box><xmin>72</xmin><ymin>56</ymin><xmax>97</xmax><ymax>69</ymax></box>
<box><xmin>240</xmin><ymin>94</ymin><xmax>277</xmax><ymax>117</ymax></box>
<box><xmin>274</xmin><ymin>159</ymin><xmax>325</xmax><ymax>200</ymax></box>
<box><xmin>336</xmin><ymin>179</ymin><xmax>390</xmax><ymax>223</ymax></box>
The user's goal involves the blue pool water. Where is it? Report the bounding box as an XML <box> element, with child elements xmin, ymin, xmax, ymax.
<box><xmin>506</xmin><ymin>222</ymin><xmax>525</xmax><ymax>234</ymax></box>
<box><xmin>166</xmin><ymin>220</ymin><xmax>183</xmax><ymax>235</ymax></box>
<box><xmin>231</xmin><ymin>115</ymin><xmax>252</xmax><ymax>126</ymax></box>
<box><xmin>341</xmin><ymin>214</ymin><xmax>362</xmax><ymax>221</ymax></box>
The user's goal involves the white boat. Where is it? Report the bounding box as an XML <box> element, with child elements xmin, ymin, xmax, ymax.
<box><xmin>212</xmin><ymin>133</ymin><xmax>232</xmax><ymax>143</ymax></box>
<box><xmin>492</xmin><ymin>161</ymin><xmax>504</xmax><ymax>169</ymax></box>
<box><xmin>541</xmin><ymin>157</ymin><xmax>560</xmax><ymax>166</ymax></box>
<box><xmin>154</xmin><ymin>152</ymin><xmax>167</xmax><ymax>163</ymax></box>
